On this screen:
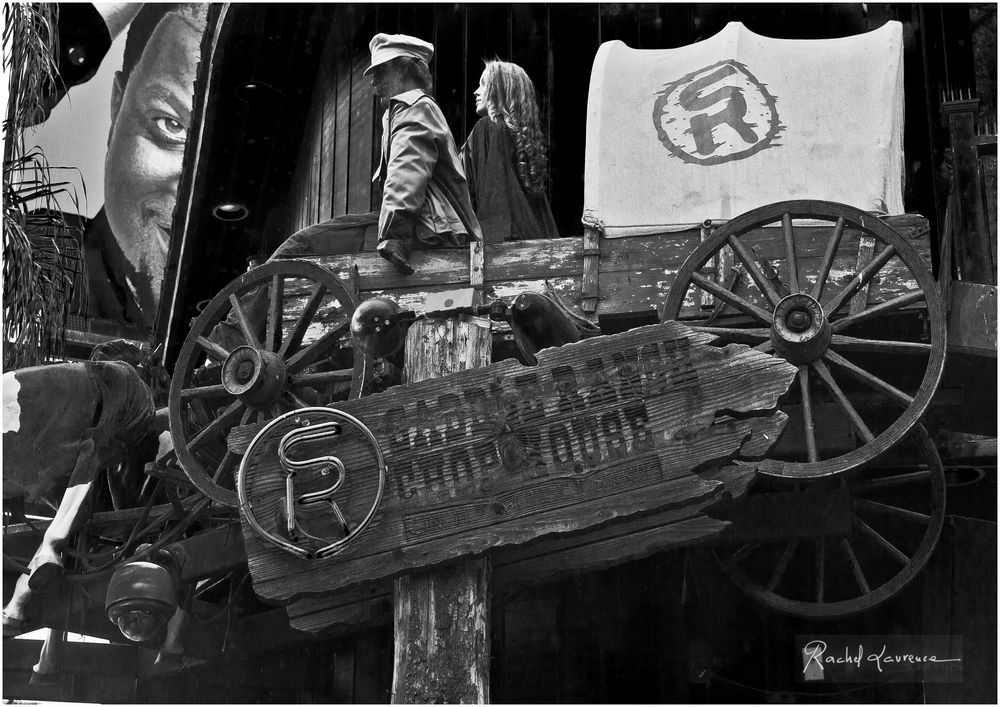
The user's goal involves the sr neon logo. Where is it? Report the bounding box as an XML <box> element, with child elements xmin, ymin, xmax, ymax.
<box><xmin>653</xmin><ymin>59</ymin><xmax>782</xmax><ymax>165</ymax></box>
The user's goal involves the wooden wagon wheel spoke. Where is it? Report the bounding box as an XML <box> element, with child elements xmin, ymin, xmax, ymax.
<box><xmin>289</xmin><ymin>369</ymin><xmax>356</xmax><ymax>387</ymax></box>
<box><xmin>211</xmin><ymin>405</ymin><xmax>256</xmax><ymax>470</ymax></box>
<box><xmin>211</xmin><ymin>450</ymin><xmax>239</xmax><ymax>485</ymax></box>
<box><xmin>278</xmin><ymin>282</ymin><xmax>328</xmax><ymax>359</ymax></box>
<box><xmin>179</xmin><ymin>383</ymin><xmax>229</xmax><ymax>400</ymax></box>
<box><xmin>711</xmin><ymin>425</ymin><xmax>944</xmax><ymax>618</ymax></box>
<box><xmin>228</xmin><ymin>293</ymin><xmax>262</xmax><ymax>350</ymax></box>
<box><xmin>781</xmin><ymin>213</ymin><xmax>801</xmax><ymax>294</ymax></box>
<box><xmin>729</xmin><ymin>543</ymin><xmax>759</xmax><ymax>564</ymax></box>
<box><xmin>727</xmin><ymin>233</ymin><xmax>783</xmax><ymax>307</ymax></box>
<box><xmin>810</xmin><ymin>216</ymin><xmax>846</xmax><ymax>301</ymax></box>
<box><xmin>238</xmin><ymin>405</ymin><xmax>255</xmax><ymax>426</ymax></box>
<box><xmin>284</xmin><ymin>390</ymin><xmax>311</xmax><ymax>409</ymax></box>
<box><xmin>830</xmin><ymin>290</ymin><xmax>926</xmax><ymax>332</ymax></box>
<box><xmin>839</xmin><ymin>538</ymin><xmax>872</xmax><ymax>594</ymax></box>
<box><xmin>851</xmin><ymin>513</ymin><xmax>909</xmax><ymax>565</ymax></box>
<box><xmin>767</xmin><ymin>541</ymin><xmax>799</xmax><ymax>592</ymax></box>
<box><xmin>828</xmin><ymin>334</ymin><xmax>931</xmax><ymax>354</ymax></box>
<box><xmin>815</xmin><ymin>539</ymin><xmax>826</xmax><ymax>603</ymax></box>
<box><xmin>690</xmin><ymin>272</ymin><xmax>774</xmax><ymax>325</ymax></box>
<box><xmin>689</xmin><ymin>326</ymin><xmax>771</xmax><ymax>343</ymax></box>
<box><xmin>852</xmin><ymin>497</ymin><xmax>931</xmax><ymax>525</ymax></box>
<box><xmin>822</xmin><ymin>350</ymin><xmax>913</xmax><ymax>406</ymax></box>
<box><xmin>188</xmin><ymin>400</ymin><xmax>246</xmax><ymax>450</ymax></box>
<box><xmin>169</xmin><ymin>260</ymin><xmax>368</xmax><ymax>506</ymax></box>
<box><xmin>266</xmin><ymin>274</ymin><xmax>284</xmax><ymax>352</ymax></box>
<box><xmin>822</xmin><ymin>245</ymin><xmax>897</xmax><ymax>314</ymax></box>
<box><xmin>285</xmin><ymin>320</ymin><xmax>351</xmax><ymax>374</ymax></box>
<box><xmin>185</xmin><ymin>398</ymin><xmax>215</xmax><ymax>433</ymax></box>
<box><xmin>798</xmin><ymin>366</ymin><xmax>819</xmax><ymax>463</ymax></box>
<box><xmin>848</xmin><ymin>468</ymin><xmax>932</xmax><ymax>493</ymax></box>
<box><xmin>196</xmin><ymin>335</ymin><xmax>230</xmax><ymax>362</ymax></box>
<box><xmin>810</xmin><ymin>359</ymin><xmax>875</xmax><ymax>443</ymax></box>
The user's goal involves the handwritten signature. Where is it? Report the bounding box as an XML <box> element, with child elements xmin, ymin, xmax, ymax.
<box><xmin>802</xmin><ymin>640</ymin><xmax>962</xmax><ymax>675</ymax></box>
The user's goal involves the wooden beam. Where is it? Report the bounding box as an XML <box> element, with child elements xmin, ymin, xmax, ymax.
<box><xmin>294</xmin><ymin>215</ymin><xmax>932</xmax><ymax>328</ymax></box>
<box><xmin>942</xmin><ymin>98</ymin><xmax>994</xmax><ymax>285</ymax></box>
<box><xmin>946</xmin><ymin>281</ymin><xmax>998</xmax><ymax>356</ymax></box>
<box><xmin>391</xmin><ymin>318</ymin><xmax>492</xmax><ymax>703</ymax></box>
<box><xmin>3</xmin><ymin>498</ymin><xmax>204</xmax><ymax>542</ymax></box>
<box><xmin>177</xmin><ymin>522</ymin><xmax>246</xmax><ymax>582</ymax></box>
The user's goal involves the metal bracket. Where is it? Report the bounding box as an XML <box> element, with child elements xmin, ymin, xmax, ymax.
<box><xmin>470</xmin><ymin>241</ymin><xmax>484</xmax><ymax>306</ymax></box>
<box><xmin>751</xmin><ymin>244</ymin><xmax>790</xmax><ymax>298</ymax></box>
<box><xmin>581</xmin><ymin>226</ymin><xmax>601</xmax><ymax>314</ymax></box>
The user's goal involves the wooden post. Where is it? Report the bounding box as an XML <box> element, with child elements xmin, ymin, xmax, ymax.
<box><xmin>942</xmin><ymin>97</ymin><xmax>993</xmax><ymax>285</ymax></box>
<box><xmin>391</xmin><ymin>318</ymin><xmax>492</xmax><ymax>703</ymax></box>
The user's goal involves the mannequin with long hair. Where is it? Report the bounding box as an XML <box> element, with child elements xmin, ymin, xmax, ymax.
<box><xmin>462</xmin><ymin>60</ymin><xmax>558</xmax><ymax>241</ymax></box>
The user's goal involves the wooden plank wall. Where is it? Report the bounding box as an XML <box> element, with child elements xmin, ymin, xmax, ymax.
<box><xmin>980</xmin><ymin>147</ymin><xmax>997</xmax><ymax>275</ymax></box>
<box><xmin>286</xmin><ymin>6</ymin><xmax>379</xmax><ymax>241</ymax></box>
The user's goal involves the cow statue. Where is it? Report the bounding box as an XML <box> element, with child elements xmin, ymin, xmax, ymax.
<box><xmin>2</xmin><ymin>340</ymin><xmax>168</xmax><ymax>637</ymax></box>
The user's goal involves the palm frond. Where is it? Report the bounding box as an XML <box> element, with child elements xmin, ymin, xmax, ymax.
<box><xmin>3</xmin><ymin>2</ymin><xmax>86</xmax><ymax>369</ymax></box>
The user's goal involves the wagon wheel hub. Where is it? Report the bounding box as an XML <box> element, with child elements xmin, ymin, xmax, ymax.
<box><xmin>222</xmin><ymin>346</ymin><xmax>287</xmax><ymax>408</ymax></box>
<box><xmin>770</xmin><ymin>293</ymin><xmax>831</xmax><ymax>364</ymax></box>
<box><xmin>169</xmin><ymin>259</ymin><xmax>371</xmax><ymax>507</ymax></box>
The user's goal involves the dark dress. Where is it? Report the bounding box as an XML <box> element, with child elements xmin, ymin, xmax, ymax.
<box><xmin>462</xmin><ymin>117</ymin><xmax>558</xmax><ymax>242</ymax></box>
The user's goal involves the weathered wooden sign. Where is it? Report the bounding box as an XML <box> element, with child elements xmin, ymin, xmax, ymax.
<box><xmin>235</xmin><ymin>321</ymin><xmax>796</xmax><ymax>603</ymax></box>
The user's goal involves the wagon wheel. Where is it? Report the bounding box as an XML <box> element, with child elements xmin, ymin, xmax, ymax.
<box><xmin>712</xmin><ymin>424</ymin><xmax>945</xmax><ymax>618</ymax></box>
<box><xmin>169</xmin><ymin>260</ymin><xmax>369</xmax><ymax>506</ymax></box>
<box><xmin>662</xmin><ymin>200</ymin><xmax>946</xmax><ymax>479</ymax></box>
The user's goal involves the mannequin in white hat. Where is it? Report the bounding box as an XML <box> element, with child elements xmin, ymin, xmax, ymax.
<box><xmin>366</xmin><ymin>33</ymin><xmax>481</xmax><ymax>274</ymax></box>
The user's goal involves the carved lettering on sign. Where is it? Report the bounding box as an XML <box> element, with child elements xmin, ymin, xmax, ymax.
<box><xmin>382</xmin><ymin>335</ymin><xmax>704</xmax><ymax>503</ymax></box>
<box><xmin>238</xmin><ymin>321</ymin><xmax>799</xmax><ymax>603</ymax></box>
<box><xmin>399</xmin><ymin>454</ymin><xmax>667</xmax><ymax>544</ymax></box>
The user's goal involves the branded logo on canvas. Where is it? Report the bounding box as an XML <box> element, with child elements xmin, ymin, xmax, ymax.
<box><xmin>652</xmin><ymin>59</ymin><xmax>783</xmax><ymax>165</ymax></box>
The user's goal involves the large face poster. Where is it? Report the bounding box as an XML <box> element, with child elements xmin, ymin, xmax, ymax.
<box><xmin>28</xmin><ymin>3</ymin><xmax>209</xmax><ymax>330</ymax></box>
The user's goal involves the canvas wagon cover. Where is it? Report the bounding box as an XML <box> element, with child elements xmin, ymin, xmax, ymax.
<box><xmin>583</xmin><ymin>21</ymin><xmax>904</xmax><ymax>236</ymax></box>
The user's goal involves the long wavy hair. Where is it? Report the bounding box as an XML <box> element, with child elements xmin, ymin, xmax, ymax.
<box><xmin>480</xmin><ymin>60</ymin><xmax>548</xmax><ymax>195</ymax></box>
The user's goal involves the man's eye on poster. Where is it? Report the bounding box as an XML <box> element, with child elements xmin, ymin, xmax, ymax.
<box><xmin>30</xmin><ymin>3</ymin><xmax>209</xmax><ymax>331</ymax></box>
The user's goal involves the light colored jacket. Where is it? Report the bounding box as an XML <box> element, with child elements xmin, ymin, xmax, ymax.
<box><xmin>374</xmin><ymin>89</ymin><xmax>482</xmax><ymax>245</ymax></box>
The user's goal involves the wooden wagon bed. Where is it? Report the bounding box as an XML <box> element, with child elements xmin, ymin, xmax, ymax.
<box><xmin>280</xmin><ymin>214</ymin><xmax>932</xmax><ymax>337</ymax></box>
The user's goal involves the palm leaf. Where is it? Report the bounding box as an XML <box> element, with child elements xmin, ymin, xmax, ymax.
<box><xmin>3</xmin><ymin>3</ymin><xmax>85</xmax><ymax>368</ymax></box>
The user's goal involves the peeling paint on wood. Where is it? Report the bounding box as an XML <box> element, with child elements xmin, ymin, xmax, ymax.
<box><xmin>279</xmin><ymin>215</ymin><xmax>930</xmax><ymax>328</ymax></box>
